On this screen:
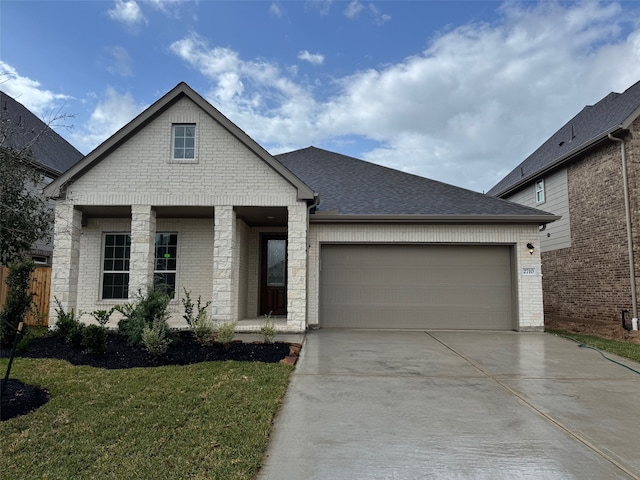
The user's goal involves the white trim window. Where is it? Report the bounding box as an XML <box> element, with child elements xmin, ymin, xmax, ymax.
<box><xmin>102</xmin><ymin>233</ymin><xmax>131</xmax><ymax>299</ymax></box>
<box><xmin>535</xmin><ymin>179</ymin><xmax>545</xmax><ymax>204</ymax></box>
<box><xmin>154</xmin><ymin>233</ymin><xmax>178</xmax><ymax>296</ymax></box>
<box><xmin>172</xmin><ymin>124</ymin><xmax>196</xmax><ymax>161</ymax></box>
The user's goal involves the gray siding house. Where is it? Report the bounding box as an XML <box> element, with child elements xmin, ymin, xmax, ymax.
<box><xmin>45</xmin><ymin>82</ymin><xmax>557</xmax><ymax>332</ymax></box>
<box><xmin>1</xmin><ymin>91</ymin><xmax>84</xmax><ymax>265</ymax></box>
<box><xmin>489</xmin><ymin>80</ymin><xmax>640</xmax><ymax>325</ymax></box>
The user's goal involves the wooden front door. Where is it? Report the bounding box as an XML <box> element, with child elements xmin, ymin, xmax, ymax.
<box><xmin>260</xmin><ymin>235</ymin><xmax>287</xmax><ymax>316</ymax></box>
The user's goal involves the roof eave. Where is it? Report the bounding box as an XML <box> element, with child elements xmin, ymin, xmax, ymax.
<box><xmin>494</xmin><ymin>125</ymin><xmax>627</xmax><ymax>198</ymax></box>
<box><xmin>310</xmin><ymin>214</ymin><xmax>560</xmax><ymax>224</ymax></box>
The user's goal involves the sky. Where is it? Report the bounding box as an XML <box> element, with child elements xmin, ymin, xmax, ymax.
<box><xmin>2</xmin><ymin>1</ymin><xmax>640</xmax><ymax>193</ymax></box>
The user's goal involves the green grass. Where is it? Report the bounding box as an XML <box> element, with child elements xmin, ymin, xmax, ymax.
<box><xmin>1</xmin><ymin>358</ymin><xmax>292</xmax><ymax>480</ymax></box>
<box><xmin>546</xmin><ymin>328</ymin><xmax>640</xmax><ymax>363</ymax></box>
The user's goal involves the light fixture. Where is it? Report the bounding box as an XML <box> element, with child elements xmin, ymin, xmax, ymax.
<box><xmin>526</xmin><ymin>242</ymin><xmax>535</xmax><ymax>255</ymax></box>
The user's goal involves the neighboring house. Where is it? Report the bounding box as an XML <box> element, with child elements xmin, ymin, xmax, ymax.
<box><xmin>488</xmin><ymin>80</ymin><xmax>640</xmax><ymax>325</ymax></box>
<box><xmin>44</xmin><ymin>82</ymin><xmax>557</xmax><ymax>332</ymax></box>
<box><xmin>0</xmin><ymin>91</ymin><xmax>84</xmax><ymax>266</ymax></box>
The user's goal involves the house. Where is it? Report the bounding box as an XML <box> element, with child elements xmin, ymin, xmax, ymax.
<box><xmin>488</xmin><ymin>80</ymin><xmax>640</xmax><ymax>326</ymax></box>
<box><xmin>44</xmin><ymin>82</ymin><xmax>557</xmax><ymax>332</ymax></box>
<box><xmin>1</xmin><ymin>91</ymin><xmax>84</xmax><ymax>266</ymax></box>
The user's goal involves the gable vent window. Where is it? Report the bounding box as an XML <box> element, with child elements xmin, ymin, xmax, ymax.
<box><xmin>535</xmin><ymin>179</ymin><xmax>545</xmax><ymax>204</ymax></box>
<box><xmin>172</xmin><ymin>124</ymin><xmax>196</xmax><ymax>162</ymax></box>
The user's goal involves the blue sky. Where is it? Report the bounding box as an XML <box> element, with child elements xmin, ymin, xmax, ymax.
<box><xmin>2</xmin><ymin>1</ymin><xmax>640</xmax><ymax>192</ymax></box>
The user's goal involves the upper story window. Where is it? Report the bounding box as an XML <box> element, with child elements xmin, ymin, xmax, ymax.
<box><xmin>172</xmin><ymin>124</ymin><xmax>196</xmax><ymax>161</ymax></box>
<box><xmin>535</xmin><ymin>179</ymin><xmax>545</xmax><ymax>204</ymax></box>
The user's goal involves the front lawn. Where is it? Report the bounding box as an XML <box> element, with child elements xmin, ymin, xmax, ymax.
<box><xmin>546</xmin><ymin>328</ymin><xmax>640</xmax><ymax>364</ymax></box>
<box><xmin>0</xmin><ymin>358</ymin><xmax>291</xmax><ymax>480</ymax></box>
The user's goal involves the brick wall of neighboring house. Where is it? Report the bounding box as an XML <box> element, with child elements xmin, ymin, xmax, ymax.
<box><xmin>542</xmin><ymin>118</ymin><xmax>640</xmax><ymax>322</ymax></box>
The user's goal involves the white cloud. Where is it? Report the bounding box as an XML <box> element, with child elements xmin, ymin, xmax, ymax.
<box><xmin>368</xmin><ymin>4</ymin><xmax>390</xmax><ymax>25</ymax></box>
<box><xmin>298</xmin><ymin>50</ymin><xmax>325</xmax><ymax>65</ymax></box>
<box><xmin>107</xmin><ymin>0</ymin><xmax>147</xmax><ymax>27</ymax></box>
<box><xmin>104</xmin><ymin>46</ymin><xmax>134</xmax><ymax>76</ymax></box>
<box><xmin>269</xmin><ymin>2</ymin><xmax>284</xmax><ymax>18</ymax></box>
<box><xmin>70</xmin><ymin>87</ymin><xmax>147</xmax><ymax>153</ymax></box>
<box><xmin>0</xmin><ymin>61</ymin><xmax>71</xmax><ymax>117</ymax></box>
<box><xmin>306</xmin><ymin>0</ymin><xmax>333</xmax><ymax>16</ymax></box>
<box><xmin>175</xmin><ymin>2</ymin><xmax>640</xmax><ymax>191</ymax></box>
<box><xmin>344</xmin><ymin>0</ymin><xmax>364</xmax><ymax>19</ymax></box>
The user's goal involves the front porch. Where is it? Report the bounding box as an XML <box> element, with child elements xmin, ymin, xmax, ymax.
<box><xmin>50</xmin><ymin>202</ymin><xmax>309</xmax><ymax>332</ymax></box>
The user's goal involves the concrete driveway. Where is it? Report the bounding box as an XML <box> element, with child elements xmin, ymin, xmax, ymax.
<box><xmin>259</xmin><ymin>330</ymin><xmax>640</xmax><ymax>479</ymax></box>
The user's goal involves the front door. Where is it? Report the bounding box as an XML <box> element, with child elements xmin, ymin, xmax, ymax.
<box><xmin>260</xmin><ymin>235</ymin><xmax>287</xmax><ymax>316</ymax></box>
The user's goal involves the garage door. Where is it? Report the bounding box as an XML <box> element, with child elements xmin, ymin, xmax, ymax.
<box><xmin>320</xmin><ymin>244</ymin><xmax>513</xmax><ymax>330</ymax></box>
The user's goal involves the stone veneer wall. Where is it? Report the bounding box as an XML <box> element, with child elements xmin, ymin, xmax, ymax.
<box><xmin>542</xmin><ymin>119</ymin><xmax>640</xmax><ymax>322</ymax></box>
<box><xmin>307</xmin><ymin>223</ymin><xmax>544</xmax><ymax>331</ymax></box>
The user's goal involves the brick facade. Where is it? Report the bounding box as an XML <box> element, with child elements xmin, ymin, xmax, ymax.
<box><xmin>542</xmin><ymin>118</ymin><xmax>640</xmax><ymax>322</ymax></box>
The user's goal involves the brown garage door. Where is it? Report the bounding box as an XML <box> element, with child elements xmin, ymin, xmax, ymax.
<box><xmin>320</xmin><ymin>244</ymin><xmax>513</xmax><ymax>330</ymax></box>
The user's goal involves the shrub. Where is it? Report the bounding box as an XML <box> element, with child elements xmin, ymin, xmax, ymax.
<box><xmin>0</xmin><ymin>260</ymin><xmax>34</xmax><ymax>347</ymax></box>
<box><xmin>52</xmin><ymin>297</ymin><xmax>81</xmax><ymax>340</ymax></box>
<box><xmin>81</xmin><ymin>324</ymin><xmax>106</xmax><ymax>354</ymax></box>
<box><xmin>216</xmin><ymin>322</ymin><xmax>236</xmax><ymax>350</ymax></box>
<box><xmin>182</xmin><ymin>289</ymin><xmax>213</xmax><ymax>343</ymax></box>
<box><xmin>65</xmin><ymin>323</ymin><xmax>85</xmax><ymax>349</ymax></box>
<box><xmin>259</xmin><ymin>314</ymin><xmax>277</xmax><ymax>344</ymax></box>
<box><xmin>141</xmin><ymin>319</ymin><xmax>170</xmax><ymax>357</ymax></box>
<box><xmin>90</xmin><ymin>308</ymin><xmax>114</xmax><ymax>327</ymax></box>
<box><xmin>117</xmin><ymin>288</ymin><xmax>173</xmax><ymax>346</ymax></box>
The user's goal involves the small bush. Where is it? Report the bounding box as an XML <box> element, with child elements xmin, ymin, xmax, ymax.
<box><xmin>216</xmin><ymin>322</ymin><xmax>236</xmax><ymax>350</ymax></box>
<box><xmin>192</xmin><ymin>310</ymin><xmax>214</xmax><ymax>344</ymax></box>
<box><xmin>141</xmin><ymin>320</ymin><xmax>170</xmax><ymax>357</ymax></box>
<box><xmin>259</xmin><ymin>314</ymin><xmax>277</xmax><ymax>344</ymax></box>
<box><xmin>117</xmin><ymin>288</ymin><xmax>172</xmax><ymax>346</ymax></box>
<box><xmin>90</xmin><ymin>308</ymin><xmax>114</xmax><ymax>327</ymax></box>
<box><xmin>65</xmin><ymin>323</ymin><xmax>85</xmax><ymax>349</ymax></box>
<box><xmin>52</xmin><ymin>297</ymin><xmax>81</xmax><ymax>340</ymax></box>
<box><xmin>82</xmin><ymin>324</ymin><xmax>106</xmax><ymax>354</ymax></box>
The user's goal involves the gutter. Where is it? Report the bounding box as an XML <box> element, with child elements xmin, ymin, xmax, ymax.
<box><xmin>608</xmin><ymin>133</ymin><xmax>638</xmax><ymax>328</ymax></box>
<box><xmin>309</xmin><ymin>214</ymin><xmax>560</xmax><ymax>224</ymax></box>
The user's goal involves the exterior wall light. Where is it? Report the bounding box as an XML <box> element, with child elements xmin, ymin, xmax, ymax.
<box><xmin>526</xmin><ymin>242</ymin><xmax>535</xmax><ymax>255</ymax></box>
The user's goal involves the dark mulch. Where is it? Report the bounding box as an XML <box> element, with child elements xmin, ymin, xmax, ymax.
<box><xmin>1</xmin><ymin>379</ymin><xmax>50</xmax><ymax>421</ymax></box>
<box><xmin>0</xmin><ymin>332</ymin><xmax>294</xmax><ymax>422</ymax></box>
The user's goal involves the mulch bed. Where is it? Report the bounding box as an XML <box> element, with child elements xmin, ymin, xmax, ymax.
<box><xmin>1</xmin><ymin>332</ymin><xmax>299</xmax><ymax>422</ymax></box>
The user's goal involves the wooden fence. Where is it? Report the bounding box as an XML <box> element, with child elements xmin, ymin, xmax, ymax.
<box><xmin>0</xmin><ymin>266</ymin><xmax>51</xmax><ymax>326</ymax></box>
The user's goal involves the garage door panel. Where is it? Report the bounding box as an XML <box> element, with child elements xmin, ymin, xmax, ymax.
<box><xmin>320</xmin><ymin>244</ymin><xmax>513</xmax><ymax>330</ymax></box>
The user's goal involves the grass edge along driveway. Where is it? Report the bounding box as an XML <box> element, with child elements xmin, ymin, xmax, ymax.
<box><xmin>0</xmin><ymin>358</ymin><xmax>292</xmax><ymax>480</ymax></box>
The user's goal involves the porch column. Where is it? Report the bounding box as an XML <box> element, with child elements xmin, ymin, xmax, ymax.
<box><xmin>129</xmin><ymin>205</ymin><xmax>156</xmax><ymax>297</ymax></box>
<box><xmin>213</xmin><ymin>206</ymin><xmax>236</xmax><ymax>323</ymax></box>
<box><xmin>49</xmin><ymin>201</ymin><xmax>82</xmax><ymax>328</ymax></box>
<box><xmin>287</xmin><ymin>204</ymin><xmax>308</xmax><ymax>331</ymax></box>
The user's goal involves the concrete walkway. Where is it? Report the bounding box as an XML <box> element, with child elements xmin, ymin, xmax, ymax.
<box><xmin>258</xmin><ymin>330</ymin><xmax>640</xmax><ymax>479</ymax></box>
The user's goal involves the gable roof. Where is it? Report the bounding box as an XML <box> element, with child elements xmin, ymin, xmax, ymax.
<box><xmin>44</xmin><ymin>82</ymin><xmax>315</xmax><ymax>201</ymax></box>
<box><xmin>277</xmin><ymin>147</ymin><xmax>557</xmax><ymax>223</ymax></box>
<box><xmin>1</xmin><ymin>91</ymin><xmax>83</xmax><ymax>177</ymax></box>
<box><xmin>488</xmin><ymin>80</ymin><xmax>640</xmax><ymax>197</ymax></box>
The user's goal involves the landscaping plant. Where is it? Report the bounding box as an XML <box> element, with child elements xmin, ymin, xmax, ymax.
<box><xmin>182</xmin><ymin>289</ymin><xmax>214</xmax><ymax>343</ymax></box>
<box><xmin>116</xmin><ymin>288</ymin><xmax>173</xmax><ymax>347</ymax></box>
<box><xmin>216</xmin><ymin>322</ymin><xmax>237</xmax><ymax>350</ymax></box>
<box><xmin>52</xmin><ymin>297</ymin><xmax>81</xmax><ymax>341</ymax></box>
<box><xmin>259</xmin><ymin>313</ymin><xmax>277</xmax><ymax>344</ymax></box>
<box><xmin>141</xmin><ymin>319</ymin><xmax>171</xmax><ymax>357</ymax></box>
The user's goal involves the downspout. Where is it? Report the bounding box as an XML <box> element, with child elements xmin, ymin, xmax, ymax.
<box><xmin>608</xmin><ymin>133</ymin><xmax>638</xmax><ymax>329</ymax></box>
<box><xmin>305</xmin><ymin>194</ymin><xmax>320</xmax><ymax>330</ymax></box>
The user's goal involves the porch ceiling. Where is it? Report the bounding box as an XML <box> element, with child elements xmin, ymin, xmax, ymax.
<box><xmin>235</xmin><ymin>206</ymin><xmax>287</xmax><ymax>227</ymax></box>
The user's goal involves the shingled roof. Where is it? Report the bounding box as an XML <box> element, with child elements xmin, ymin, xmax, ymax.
<box><xmin>1</xmin><ymin>91</ymin><xmax>83</xmax><ymax>177</ymax></box>
<box><xmin>488</xmin><ymin>80</ymin><xmax>640</xmax><ymax>197</ymax></box>
<box><xmin>276</xmin><ymin>146</ymin><xmax>556</xmax><ymax>223</ymax></box>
